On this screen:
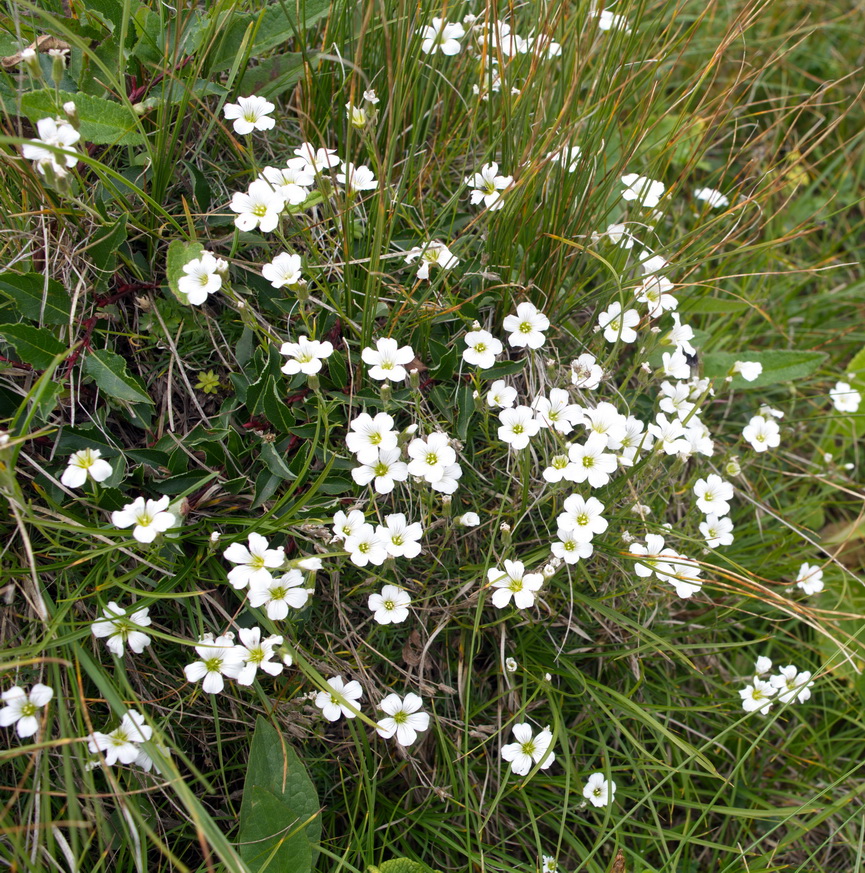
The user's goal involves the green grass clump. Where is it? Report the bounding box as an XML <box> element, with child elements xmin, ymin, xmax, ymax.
<box><xmin>0</xmin><ymin>1</ymin><xmax>864</xmax><ymax>871</ymax></box>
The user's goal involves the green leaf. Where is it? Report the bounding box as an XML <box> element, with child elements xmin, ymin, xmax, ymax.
<box><xmin>84</xmin><ymin>348</ymin><xmax>153</xmax><ymax>405</ymax></box>
<box><xmin>0</xmin><ymin>272</ymin><xmax>71</xmax><ymax>325</ymax></box>
<box><xmin>165</xmin><ymin>239</ymin><xmax>205</xmax><ymax>304</ymax></box>
<box><xmin>373</xmin><ymin>860</ymin><xmax>443</xmax><ymax>873</ymax></box>
<box><xmin>238</xmin><ymin>717</ymin><xmax>320</xmax><ymax>872</ymax></box>
<box><xmin>260</xmin><ymin>441</ymin><xmax>296</xmax><ymax>480</ymax></box>
<box><xmin>238</xmin><ymin>51</ymin><xmax>315</xmax><ymax>99</ymax></box>
<box><xmin>20</xmin><ymin>90</ymin><xmax>145</xmax><ymax>146</ymax></box>
<box><xmin>678</xmin><ymin>296</ymin><xmax>750</xmax><ymax>315</ymax></box>
<box><xmin>88</xmin><ymin>216</ymin><xmax>128</xmax><ymax>292</ymax></box>
<box><xmin>261</xmin><ymin>378</ymin><xmax>296</xmax><ymax>434</ymax></box>
<box><xmin>0</xmin><ymin>323</ymin><xmax>67</xmax><ymax>369</ymax></box>
<box><xmin>455</xmin><ymin>384</ymin><xmax>474</xmax><ymax>441</ymax></box>
<box><xmin>702</xmin><ymin>350</ymin><xmax>826</xmax><ymax>388</ymax></box>
<box><xmin>211</xmin><ymin>0</ymin><xmax>332</xmax><ymax>71</ymax></box>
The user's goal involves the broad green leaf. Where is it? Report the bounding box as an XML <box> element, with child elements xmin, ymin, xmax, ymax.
<box><xmin>702</xmin><ymin>350</ymin><xmax>826</xmax><ymax>388</ymax></box>
<box><xmin>372</xmin><ymin>860</ymin><xmax>443</xmax><ymax>873</ymax></box>
<box><xmin>0</xmin><ymin>323</ymin><xmax>66</xmax><ymax>369</ymax></box>
<box><xmin>261</xmin><ymin>378</ymin><xmax>296</xmax><ymax>434</ymax></box>
<box><xmin>260</xmin><ymin>441</ymin><xmax>296</xmax><ymax>480</ymax></box>
<box><xmin>238</xmin><ymin>51</ymin><xmax>315</xmax><ymax>99</ymax></box>
<box><xmin>165</xmin><ymin>239</ymin><xmax>205</xmax><ymax>304</ymax></box>
<box><xmin>84</xmin><ymin>348</ymin><xmax>153</xmax><ymax>405</ymax></box>
<box><xmin>210</xmin><ymin>0</ymin><xmax>332</xmax><ymax>71</ymax></box>
<box><xmin>0</xmin><ymin>272</ymin><xmax>71</xmax><ymax>325</ymax></box>
<box><xmin>238</xmin><ymin>717</ymin><xmax>320</xmax><ymax>872</ymax></box>
<box><xmin>88</xmin><ymin>216</ymin><xmax>128</xmax><ymax>292</ymax></box>
<box><xmin>20</xmin><ymin>90</ymin><xmax>145</xmax><ymax>146</ymax></box>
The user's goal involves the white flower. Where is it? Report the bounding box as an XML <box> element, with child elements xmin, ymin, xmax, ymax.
<box><xmin>223</xmin><ymin>95</ymin><xmax>275</xmax><ymax>135</ymax></box>
<box><xmin>87</xmin><ymin>710</ymin><xmax>153</xmax><ymax>765</ymax></box>
<box><xmin>621</xmin><ymin>173</ymin><xmax>665</xmax><ymax>208</ymax></box>
<box><xmin>658</xmin><ymin>552</ymin><xmax>703</xmax><ymax>599</ymax></box>
<box><xmin>618</xmin><ymin>416</ymin><xmax>652</xmax><ymax>462</ymax></box>
<box><xmin>543</xmin><ymin>451</ymin><xmax>574</xmax><ymax>483</ymax></box>
<box><xmin>346</xmin><ymin>412</ymin><xmax>398</xmax><ymax>464</ymax></box>
<box><xmin>639</xmin><ymin>253</ymin><xmax>669</xmax><ymax>275</ymax></box>
<box><xmin>548</xmin><ymin>145</ymin><xmax>582</xmax><ymax>172</ymax></box>
<box><xmin>605</xmin><ymin>222</ymin><xmax>635</xmax><ymax>249</ymax></box>
<box><xmin>258</xmin><ymin>166</ymin><xmax>313</xmax><ymax>205</ymax></box>
<box><xmin>699</xmin><ymin>514</ymin><xmax>734</xmax><ymax>548</ymax></box>
<box><xmin>352</xmin><ymin>448</ymin><xmax>408</xmax><ymax>494</ymax></box>
<box><xmin>262</xmin><ymin>252</ymin><xmax>305</xmax><ymax>289</ymax></box>
<box><xmin>314</xmin><ymin>675</ymin><xmax>363</xmax><ymax>721</ymax></box>
<box><xmin>755</xmin><ymin>656</ymin><xmax>773</xmax><ymax>675</ymax></box>
<box><xmin>487</xmin><ymin>379</ymin><xmax>518</xmax><ymax>408</ymax></box>
<box><xmin>92</xmin><ymin>602</ymin><xmax>152</xmax><ymax>657</ymax></box>
<box><xmin>363</xmin><ymin>89</ymin><xmax>379</xmax><ymax>104</ymax></box>
<box><xmin>648</xmin><ymin>413</ymin><xmax>689</xmax><ymax>456</ymax></box>
<box><xmin>557</xmin><ymin>494</ymin><xmax>608</xmax><ymax>542</ymax></box>
<box><xmin>344</xmin><ymin>523</ymin><xmax>388</xmax><ymax>567</ymax></box>
<box><xmin>594</xmin><ymin>10</ymin><xmax>631</xmax><ymax>31</ymax></box>
<box><xmin>407</xmin><ymin>432</ymin><xmax>456</xmax><ymax>483</ymax></box>
<box><xmin>0</xmin><ymin>684</ymin><xmax>53</xmax><ymax>738</ymax></box>
<box><xmin>742</xmin><ymin>415</ymin><xmax>780</xmax><ymax>452</ymax></box>
<box><xmin>661</xmin><ymin>350</ymin><xmax>691</xmax><ymax>381</ymax></box>
<box><xmin>418</xmin><ymin>17</ymin><xmax>465</xmax><ymax>55</ymax></box>
<box><xmin>566</xmin><ymin>432</ymin><xmax>618</xmax><ymax>488</ymax></box>
<box><xmin>111</xmin><ymin>495</ymin><xmax>175</xmax><ymax>544</ymax></box>
<box><xmin>571</xmin><ymin>353</ymin><xmax>604</xmax><ymax>389</ymax></box>
<box><xmin>551</xmin><ymin>528</ymin><xmax>594</xmax><ymax>564</ymax></box>
<box><xmin>505</xmin><ymin>657</ymin><xmax>518</xmax><ymax>673</ymax></box>
<box><xmin>404</xmin><ymin>240</ymin><xmax>459</xmax><ymax>279</ymax></box>
<box><xmin>291</xmin><ymin>142</ymin><xmax>340</xmax><ymax>174</ymax></box>
<box><xmin>248</xmin><ymin>569</ymin><xmax>311</xmax><ymax>619</ymax></box>
<box><xmin>361</xmin><ymin>337</ymin><xmax>415</xmax><ymax>382</ymax></box>
<box><xmin>368</xmin><ymin>584</ymin><xmax>411</xmax><ymax>624</ymax></box>
<box><xmin>488</xmin><ymin>560</ymin><xmax>544</xmax><ymax>609</ymax></box>
<box><xmin>279</xmin><ymin>335</ymin><xmax>333</xmax><ymax>376</ymax></box>
<box><xmin>230</xmin><ymin>179</ymin><xmax>285</xmax><ymax>233</ymax></box>
<box><xmin>431</xmin><ymin>462</ymin><xmax>463</xmax><ymax>494</ymax></box>
<box><xmin>376</xmin><ymin>692</ymin><xmax>430</xmax><ymax>745</ymax></box>
<box><xmin>694</xmin><ymin>187</ymin><xmax>729</xmax><ymax>208</ymax></box>
<box><xmin>332</xmin><ymin>509</ymin><xmax>366</xmax><ymax>541</ymax></box>
<box><xmin>583</xmin><ymin>401</ymin><xmax>627</xmax><ymax>448</ymax></box>
<box><xmin>542</xmin><ymin>856</ymin><xmax>558</xmax><ymax>873</ymax></box>
<box><xmin>630</xmin><ymin>534</ymin><xmax>677</xmax><ymax>580</ymax></box>
<box><xmin>222</xmin><ymin>532</ymin><xmax>285</xmax><ymax>590</ymax></box>
<box><xmin>377</xmin><ymin>513</ymin><xmax>422</xmax><ymax>558</ymax></box>
<box><xmin>598</xmin><ymin>301</ymin><xmax>639</xmax><ymax>343</ymax></box>
<box><xmin>183</xmin><ymin>634</ymin><xmax>243</xmax><ymax>694</ymax></box>
<box><xmin>830</xmin><ymin>380</ymin><xmax>861</xmax><ymax>413</ymax></box>
<box><xmin>232</xmin><ymin>627</ymin><xmax>284</xmax><ymax>686</ymax></box>
<box><xmin>769</xmin><ymin>665</ymin><xmax>814</xmax><ymax>704</ymax></box>
<box><xmin>346</xmin><ymin>101</ymin><xmax>367</xmax><ymax>128</ymax></box>
<box><xmin>463</xmin><ymin>329</ymin><xmax>503</xmax><ymax>368</ymax></box>
<box><xmin>635</xmin><ymin>274</ymin><xmax>676</xmax><ymax>317</ymax></box>
<box><xmin>21</xmin><ymin>117</ymin><xmax>80</xmax><ymax>175</ymax></box>
<box><xmin>457</xmin><ymin>512</ymin><xmax>481</xmax><ymax>527</ymax></box>
<box><xmin>337</xmin><ymin>162</ymin><xmax>378</xmax><ymax>194</ymax></box>
<box><xmin>693</xmin><ymin>474</ymin><xmax>734</xmax><ymax>516</ymax></box>
<box><xmin>503</xmin><ymin>302</ymin><xmax>550</xmax><ymax>349</ymax></box>
<box><xmin>465</xmin><ymin>162</ymin><xmax>513</xmax><ymax>211</ymax></box>
<box><xmin>739</xmin><ymin>678</ymin><xmax>776</xmax><ymax>715</ymax></box>
<box><xmin>662</xmin><ymin>314</ymin><xmax>697</xmax><ymax>357</ymax></box>
<box><xmin>61</xmin><ymin>447</ymin><xmax>113</xmax><ymax>488</ymax></box>
<box><xmin>583</xmin><ymin>772</ymin><xmax>616</xmax><ymax>807</ymax></box>
<box><xmin>533</xmin><ymin>389</ymin><xmax>584</xmax><ymax>434</ymax></box>
<box><xmin>501</xmin><ymin>722</ymin><xmax>555</xmax><ymax>776</ymax></box>
<box><xmin>497</xmin><ymin>405</ymin><xmax>542</xmax><ymax>449</ymax></box>
<box><xmin>795</xmin><ymin>562</ymin><xmax>824</xmax><ymax>595</ymax></box>
<box><xmin>659</xmin><ymin>381</ymin><xmax>695</xmax><ymax>421</ymax></box>
<box><xmin>177</xmin><ymin>251</ymin><xmax>226</xmax><ymax>305</ymax></box>
<box><xmin>731</xmin><ymin>360</ymin><xmax>763</xmax><ymax>382</ymax></box>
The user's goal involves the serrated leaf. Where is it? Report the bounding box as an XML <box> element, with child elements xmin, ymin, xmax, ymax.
<box><xmin>702</xmin><ymin>350</ymin><xmax>826</xmax><ymax>388</ymax></box>
<box><xmin>84</xmin><ymin>348</ymin><xmax>153</xmax><ymax>404</ymax></box>
<box><xmin>20</xmin><ymin>90</ymin><xmax>145</xmax><ymax>146</ymax></box>
<box><xmin>0</xmin><ymin>323</ymin><xmax>66</xmax><ymax>368</ymax></box>
<box><xmin>238</xmin><ymin>717</ymin><xmax>320</xmax><ymax>872</ymax></box>
<box><xmin>211</xmin><ymin>0</ymin><xmax>331</xmax><ymax>71</ymax></box>
<box><xmin>165</xmin><ymin>239</ymin><xmax>205</xmax><ymax>304</ymax></box>
<box><xmin>0</xmin><ymin>272</ymin><xmax>70</xmax><ymax>325</ymax></box>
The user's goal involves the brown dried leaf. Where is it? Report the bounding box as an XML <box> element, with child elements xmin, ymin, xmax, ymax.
<box><xmin>1</xmin><ymin>35</ymin><xmax>71</xmax><ymax>69</ymax></box>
